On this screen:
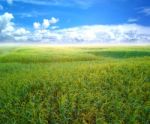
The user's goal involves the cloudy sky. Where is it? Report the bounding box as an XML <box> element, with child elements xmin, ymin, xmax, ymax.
<box><xmin>0</xmin><ymin>0</ymin><xmax>150</xmax><ymax>44</ymax></box>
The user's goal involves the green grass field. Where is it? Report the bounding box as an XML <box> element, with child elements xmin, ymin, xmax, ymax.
<box><xmin>0</xmin><ymin>45</ymin><xmax>150</xmax><ymax>124</ymax></box>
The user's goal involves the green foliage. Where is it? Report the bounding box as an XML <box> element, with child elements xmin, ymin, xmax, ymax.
<box><xmin>0</xmin><ymin>46</ymin><xmax>150</xmax><ymax>124</ymax></box>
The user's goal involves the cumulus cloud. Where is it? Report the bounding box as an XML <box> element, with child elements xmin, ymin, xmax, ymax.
<box><xmin>42</xmin><ymin>19</ymin><xmax>50</xmax><ymax>29</ymax></box>
<box><xmin>0</xmin><ymin>12</ymin><xmax>30</xmax><ymax>42</ymax></box>
<box><xmin>28</xmin><ymin>24</ymin><xmax>150</xmax><ymax>44</ymax></box>
<box><xmin>33</xmin><ymin>22</ymin><xmax>41</xmax><ymax>29</ymax></box>
<box><xmin>53</xmin><ymin>24</ymin><xmax>150</xmax><ymax>44</ymax></box>
<box><xmin>0</xmin><ymin>12</ymin><xmax>150</xmax><ymax>44</ymax></box>
<box><xmin>0</xmin><ymin>12</ymin><xmax>14</xmax><ymax>32</ymax></box>
<box><xmin>33</xmin><ymin>17</ymin><xmax>59</xmax><ymax>29</ymax></box>
<box><xmin>49</xmin><ymin>17</ymin><xmax>59</xmax><ymax>25</ymax></box>
<box><xmin>42</xmin><ymin>17</ymin><xmax>59</xmax><ymax>29</ymax></box>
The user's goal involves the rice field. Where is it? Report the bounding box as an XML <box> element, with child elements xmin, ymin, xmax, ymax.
<box><xmin>0</xmin><ymin>45</ymin><xmax>150</xmax><ymax>124</ymax></box>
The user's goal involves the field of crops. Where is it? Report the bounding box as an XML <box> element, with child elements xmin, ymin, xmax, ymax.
<box><xmin>0</xmin><ymin>45</ymin><xmax>150</xmax><ymax>124</ymax></box>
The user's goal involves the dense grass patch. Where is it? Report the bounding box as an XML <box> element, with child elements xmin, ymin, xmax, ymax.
<box><xmin>0</xmin><ymin>46</ymin><xmax>150</xmax><ymax>124</ymax></box>
<box><xmin>90</xmin><ymin>51</ymin><xmax>150</xmax><ymax>58</ymax></box>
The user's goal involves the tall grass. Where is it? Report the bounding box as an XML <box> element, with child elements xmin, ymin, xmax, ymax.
<box><xmin>0</xmin><ymin>46</ymin><xmax>150</xmax><ymax>124</ymax></box>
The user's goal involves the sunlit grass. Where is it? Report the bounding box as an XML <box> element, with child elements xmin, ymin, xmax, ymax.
<box><xmin>0</xmin><ymin>46</ymin><xmax>150</xmax><ymax>124</ymax></box>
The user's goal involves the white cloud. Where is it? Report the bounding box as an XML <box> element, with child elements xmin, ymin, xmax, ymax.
<box><xmin>0</xmin><ymin>12</ymin><xmax>14</xmax><ymax>32</ymax></box>
<box><xmin>52</xmin><ymin>24</ymin><xmax>150</xmax><ymax>44</ymax></box>
<box><xmin>28</xmin><ymin>24</ymin><xmax>150</xmax><ymax>44</ymax></box>
<box><xmin>14</xmin><ymin>28</ymin><xmax>30</xmax><ymax>36</ymax></box>
<box><xmin>0</xmin><ymin>12</ymin><xmax>150</xmax><ymax>44</ymax></box>
<box><xmin>33</xmin><ymin>22</ymin><xmax>41</xmax><ymax>29</ymax></box>
<box><xmin>0</xmin><ymin>12</ymin><xmax>30</xmax><ymax>42</ymax></box>
<box><xmin>49</xmin><ymin>17</ymin><xmax>59</xmax><ymax>25</ymax></box>
<box><xmin>42</xmin><ymin>19</ymin><xmax>50</xmax><ymax>29</ymax></box>
<box><xmin>13</xmin><ymin>28</ymin><xmax>30</xmax><ymax>41</ymax></box>
<box><xmin>33</xmin><ymin>17</ymin><xmax>59</xmax><ymax>29</ymax></box>
<box><xmin>42</xmin><ymin>17</ymin><xmax>59</xmax><ymax>29</ymax></box>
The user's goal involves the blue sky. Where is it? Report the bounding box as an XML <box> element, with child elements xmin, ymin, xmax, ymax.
<box><xmin>1</xmin><ymin>0</ymin><xmax>150</xmax><ymax>28</ymax></box>
<box><xmin>0</xmin><ymin>0</ymin><xmax>150</xmax><ymax>44</ymax></box>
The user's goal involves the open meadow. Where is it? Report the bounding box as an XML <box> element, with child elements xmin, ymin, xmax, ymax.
<box><xmin>0</xmin><ymin>45</ymin><xmax>150</xmax><ymax>124</ymax></box>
